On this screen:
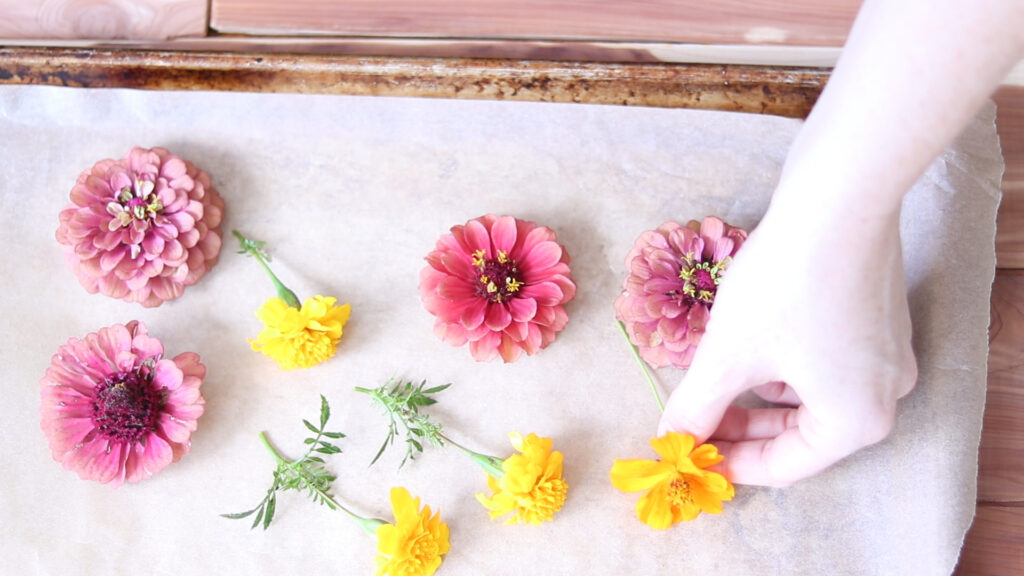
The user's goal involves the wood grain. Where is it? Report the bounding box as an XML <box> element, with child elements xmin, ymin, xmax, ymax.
<box><xmin>0</xmin><ymin>0</ymin><xmax>207</xmax><ymax>40</ymax></box>
<box><xmin>954</xmin><ymin>504</ymin><xmax>1024</xmax><ymax>575</ymax></box>
<box><xmin>0</xmin><ymin>47</ymin><xmax>826</xmax><ymax>117</ymax></box>
<box><xmin>996</xmin><ymin>86</ymin><xmax>1024</xmax><ymax>269</ymax></box>
<box><xmin>954</xmin><ymin>271</ymin><xmax>1024</xmax><ymax>575</ymax></box>
<box><xmin>982</xmin><ymin>270</ymin><xmax>1024</xmax><ymax>502</ymax></box>
<box><xmin>209</xmin><ymin>0</ymin><xmax>860</xmax><ymax>45</ymax></box>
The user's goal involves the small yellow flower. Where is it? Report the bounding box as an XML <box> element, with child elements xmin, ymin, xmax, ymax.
<box><xmin>250</xmin><ymin>295</ymin><xmax>351</xmax><ymax>369</ymax></box>
<box><xmin>375</xmin><ymin>487</ymin><xmax>450</xmax><ymax>576</ymax></box>
<box><xmin>610</xmin><ymin>432</ymin><xmax>734</xmax><ymax>529</ymax></box>
<box><xmin>476</xmin><ymin>432</ymin><xmax>568</xmax><ymax>525</ymax></box>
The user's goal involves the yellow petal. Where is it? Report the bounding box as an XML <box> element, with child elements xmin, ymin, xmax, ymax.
<box><xmin>690</xmin><ymin>443</ymin><xmax>726</xmax><ymax>468</ymax></box>
<box><xmin>650</xmin><ymin>431</ymin><xmax>695</xmax><ymax>462</ymax></box>
<box><xmin>636</xmin><ymin>481</ymin><xmax>674</xmax><ymax>529</ymax></box>
<box><xmin>610</xmin><ymin>459</ymin><xmax>674</xmax><ymax>492</ymax></box>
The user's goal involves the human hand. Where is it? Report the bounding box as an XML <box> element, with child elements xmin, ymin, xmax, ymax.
<box><xmin>657</xmin><ymin>197</ymin><xmax>917</xmax><ymax>487</ymax></box>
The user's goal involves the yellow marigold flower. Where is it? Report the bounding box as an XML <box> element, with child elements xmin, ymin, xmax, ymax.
<box><xmin>476</xmin><ymin>432</ymin><xmax>568</xmax><ymax>525</ymax></box>
<box><xmin>610</xmin><ymin>431</ymin><xmax>734</xmax><ymax>529</ymax></box>
<box><xmin>250</xmin><ymin>295</ymin><xmax>351</xmax><ymax>370</ymax></box>
<box><xmin>375</xmin><ymin>487</ymin><xmax>450</xmax><ymax>576</ymax></box>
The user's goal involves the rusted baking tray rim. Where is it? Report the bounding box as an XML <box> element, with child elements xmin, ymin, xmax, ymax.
<box><xmin>0</xmin><ymin>46</ymin><xmax>827</xmax><ymax>117</ymax></box>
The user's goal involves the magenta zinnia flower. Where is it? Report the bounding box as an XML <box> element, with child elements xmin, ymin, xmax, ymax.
<box><xmin>39</xmin><ymin>321</ymin><xmax>206</xmax><ymax>486</ymax></box>
<box><xmin>420</xmin><ymin>214</ymin><xmax>576</xmax><ymax>363</ymax></box>
<box><xmin>56</xmin><ymin>146</ymin><xmax>225</xmax><ymax>307</ymax></box>
<box><xmin>614</xmin><ymin>217</ymin><xmax>747</xmax><ymax>368</ymax></box>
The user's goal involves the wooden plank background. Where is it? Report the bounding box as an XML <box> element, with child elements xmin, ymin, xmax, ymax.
<box><xmin>209</xmin><ymin>0</ymin><xmax>861</xmax><ymax>45</ymax></box>
<box><xmin>0</xmin><ymin>0</ymin><xmax>207</xmax><ymax>40</ymax></box>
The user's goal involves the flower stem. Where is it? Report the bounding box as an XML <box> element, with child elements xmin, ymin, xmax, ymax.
<box><xmin>437</xmin><ymin>431</ymin><xmax>505</xmax><ymax>479</ymax></box>
<box><xmin>232</xmin><ymin>229</ymin><xmax>302</xmax><ymax>309</ymax></box>
<box><xmin>616</xmin><ymin>320</ymin><xmax>665</xmax><ymax>413</ymax></box>
<box><xmin>258</xmin><ymin>430</ymin><xmax>287</xmax><ymax>465</ymax></box>
<box><xmin>257</xmin><ymin>431</ymin><xmax>386</xmax><ymax>536</ymax></box>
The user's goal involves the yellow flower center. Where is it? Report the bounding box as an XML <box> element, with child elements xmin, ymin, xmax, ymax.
<box><xmin>666</xmin><ymin>476</ymin><xmax>694</xmax><ymax>508</ymax></box>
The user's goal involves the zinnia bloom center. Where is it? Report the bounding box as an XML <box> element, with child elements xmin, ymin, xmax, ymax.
<box><xmin>472</xmin><ymin>249</ymin><xmax>523</xmax><ymax>303</ymax></box>
<box><xmin>678</xmin><ymin>255</ymin><xmax>728</xmax><ymax>304</ymax></box>
<box><xmin>107</xmin><ymin>179</ymin><xmax>163</xmax><ymax>228</ymax></box>
<box><xmin>92</xmin><ymin>364</ymin><xmax>164</xmax><ymax>443</ymax></box>
<box><xmin>667</xmin><ymin>476</ymin><xmax>693</xmax><ymax>508</ymax></box>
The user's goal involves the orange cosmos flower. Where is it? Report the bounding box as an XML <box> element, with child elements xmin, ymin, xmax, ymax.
<box><xmin>610</xmin><ymin>432</ymin><xmax>734</xmax><ymax>529</ymax></box>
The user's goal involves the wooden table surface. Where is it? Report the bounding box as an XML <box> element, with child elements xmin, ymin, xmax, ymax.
<box><xmin>0</xmin><ymin>47</ymin><xmax>1019</xmax><ymax>575</ymax></box>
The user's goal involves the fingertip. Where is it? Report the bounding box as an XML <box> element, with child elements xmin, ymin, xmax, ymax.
<box><xmin>657</xmin><ymin>383</ymin><xmax>729</xmax><ymax>442</ymax></box>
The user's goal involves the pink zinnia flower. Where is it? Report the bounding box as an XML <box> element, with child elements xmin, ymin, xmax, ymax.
<box><xmin>56</xmin><ymin>146</ymin><xmax>225</xmax><ymax>307</ymax></box>
<box><xmin>420</xmin><ymin>214</ymin><xmax>576</xmax><ymax>362</ymax></box>
<box><xmin>39</xmin><ymin>321</ymin><xmax>206</xmax><ymax>486</ymax></box>
<box><xmin>614</xmin><ymin>217</ymin><xmax>747</xmax><ymax>368</ymax></box>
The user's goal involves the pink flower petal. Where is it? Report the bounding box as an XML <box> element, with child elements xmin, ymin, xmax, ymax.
<box><xmin>504</xmin><ymin>320</ymin><xmax>529</xmax><ymax>342</ymax></box>
<box><xmin>469</xmin><ymin>331</ymin><xmax>502</xmax><ymax>361</ymax></box>
<box><xmin>522</xmin><ymin>240</ymin><xmax>563</xmax><ymax>274</ymax></box>
<box><xmin>485</xmin><ymin>303</ymin><xmax>512</xmax><ymax>331</ymax></box>
<box><xmin>498</xmin><ymin>333</ymin><xmax>524</xmax><ymax>363</ymax></box>
<box><xmin>438</xmin><ymin>276</ymin><xmax>476</xmax><ymax>301</ymax></box>
<box><xmin>463</xmin><ymin>219</ymin><xmax>492</xmax><ymax>256</ymax></box>
<box><xmin>65</xmin><ymin>438</ymin><xmax>124</xmax><ymax>485</ymax></box>
<box><xmin>490</xmin><ymin>215</ymin><xmax>518</xmax><ymax>253</ymax></box>
<box><xmin>711</xmin><ymin>237</ymin><xmax>735</xmax><ymax>263</ymax></box>
<box><xmin>460</xmin><ymin>297</ymin><xmax>488</xmax><ymax>330</ymax></box>
<box><xmin>508</xmin><ymin>297</ymin><xmax>538</xmax><ymax>322</ymax></box>
<box><xmin>521</xmin><ymin>281</ymin><xmax>564</xmax><ymax>307</ymax></box>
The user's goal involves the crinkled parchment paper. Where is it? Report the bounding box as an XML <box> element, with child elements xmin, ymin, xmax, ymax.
<box><xmin>0</xmin><ymin>85</ymin><xmax>1002</xmax><ymax>575</ymax></box>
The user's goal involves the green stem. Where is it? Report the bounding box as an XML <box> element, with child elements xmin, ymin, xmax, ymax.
<box><xmin>258</xmin><ymin>431</ymin><xmax>287</xmax><ymax>465</ymax></box>
<box><xmin>233</xmin><ymin>229</ymin><xmax>302</xmax><ymax>309</ymax></box>
<box><xmin>257</xmin><ymin>431</ymin><xmax>385</xmax><ymax>536</ymax></box>
<box><xmin>617</xmin><ymin>320</ymin><xmax>665</xmax><ymax>413</ymax></box>
<box><xmin>438</xmin><ymin>431</ymin><xmax>505</xmax><ymax>479</ymax></box>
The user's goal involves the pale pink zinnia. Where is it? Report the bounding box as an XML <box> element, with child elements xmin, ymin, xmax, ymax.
<box><xmin>56</xmin><ymin>146</ymin><xmax>225</xmax><ymax>307</ymax></box>
<box><xmin>614</xmin><ymin>217</ymin><xmax>747</xmax><ymax>368</ymax></box>
<box><xmin>420</xmin><ymin>214</ymin><xmax>576</xmax><ymax>363</ymax></box>
<box><xmin>39</xmin><ymin>321</ymin><xmax>206</xmax><ymax>486</ymax></box>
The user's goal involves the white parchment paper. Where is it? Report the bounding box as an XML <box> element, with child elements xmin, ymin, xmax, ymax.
<box><xmin>0</xmin><ymin>85</ymin><xmax>1002</xmax><ymax>576</ymax></box>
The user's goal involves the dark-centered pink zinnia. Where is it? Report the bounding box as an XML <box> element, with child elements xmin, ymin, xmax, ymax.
<box><xmin>39</xmin><ymin>321</ymin><xmax>206</xmax><ymax>486</ymax></box>
<box><xmin>56</xmin><ymin>146</ymin><xmax>225</xmax><ymax>307</ymax></box>
<box><xmin>614</xmin><ymin>217</ymin><xmax>747</xmax><ymax>368</ymax></box>
<box><xmin>420</xmin><ymin>214</ymin><xmax>576</xmax><ymax>363</ymax></box>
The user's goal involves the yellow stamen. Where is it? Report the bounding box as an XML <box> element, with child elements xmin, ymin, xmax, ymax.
<box><xmin>506</xmin><ymin>277</ymin><xmax>522</xmax><ymax>292</ymax></box>
<box><xmin>497</xmin><ymin>250</ymin><xmax>509</xmax><ymax>264</ymax></box>
<box><xmin>472</xmin><ymin>249</ymin><xmax>487</xmax><ymax>268</ymax></box>
<box><xmin>486</xmin><ymin>281</ymin><xmax>498</xmax><ymax>294</ymax></box>
<box><xmin>667</xmin><ymin>477</ymin><xmax>693</xmax><ymax>508</ymax></box>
